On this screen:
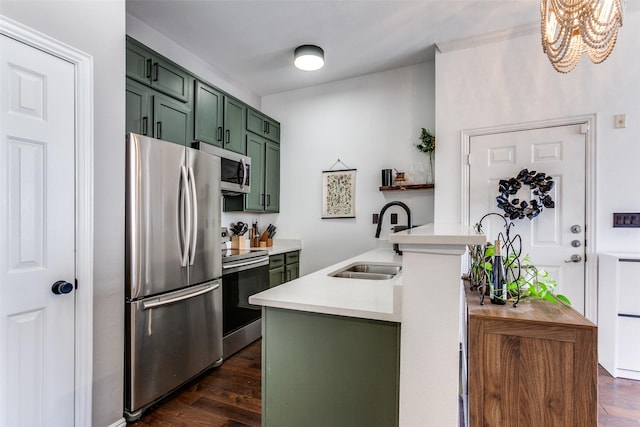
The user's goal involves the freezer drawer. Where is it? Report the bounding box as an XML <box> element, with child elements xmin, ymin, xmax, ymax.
<box><xmin>125</xmin><ymin>281</ymin><xmax>223</xmax><ymax>421</ymax></box>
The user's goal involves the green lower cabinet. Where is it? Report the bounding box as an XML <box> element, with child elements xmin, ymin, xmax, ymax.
<box><xmin>268</xmin><ymin>266</ymin><xmax>285</xmax><ymax>288</ymax></box>
<box><xmin>269</xmin><ymin>251</ymin><xmax>299</xmax><ymax>287</ymax></box>
<box><xmin>262</xmin><ymin>308</ymin><xmax>400</xmax><ymax>427</ymax></box>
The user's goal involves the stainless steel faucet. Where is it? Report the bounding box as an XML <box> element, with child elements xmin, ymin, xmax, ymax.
<box><xmin>375</xmin><ymin>201</ymin><xmax>412</xmax><ymax>238</ymax></box>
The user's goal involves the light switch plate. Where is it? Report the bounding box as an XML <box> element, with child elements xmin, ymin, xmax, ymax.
<box><xmin>613</xmin><ymin>212</ymin><xmax>640</xmax><ymax>227</ymax></box>
<box><xmin>615</xmin><ymin>114</ymin><xmax>627</xmax><ymax>128</ymax></box>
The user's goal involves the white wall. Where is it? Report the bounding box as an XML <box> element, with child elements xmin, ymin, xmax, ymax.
<box><xmin>261</xmin><ymin>62</ymin><xmax>436</xmax><ymax>274</ymax></box>
<box><xmin>434</xmin><ymin>11</ymin><xmax>640</xmax><ymax>254</ymax></box>
<box><xmin>2</xmin><ymin>2</ymin><xmax>125</xmax><ymax>426</ymax></box>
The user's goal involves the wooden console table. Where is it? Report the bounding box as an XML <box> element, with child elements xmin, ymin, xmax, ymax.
<box><xmin>463</xmin><ymin>287</ymin><xmax>597</xmax><ymax>427</ymax></box>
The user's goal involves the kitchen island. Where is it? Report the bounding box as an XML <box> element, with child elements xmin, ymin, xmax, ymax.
<box><xmin>250</xmin><ymin>224</ymin><xmax>485</xmax><ymax>427</ymax></box>
<box><xmin>249</xmin><ymin>248</ymin><xmax>402</xmax><ymax>427</ymax></box>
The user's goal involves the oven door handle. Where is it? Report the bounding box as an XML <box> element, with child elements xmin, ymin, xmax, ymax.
<box><xmin>222</xmin><ymin>257</ymin><xmax>268</xmax><ymax>270</ymax></box>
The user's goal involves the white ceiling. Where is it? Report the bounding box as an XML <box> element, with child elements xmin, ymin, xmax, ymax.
<box><xmin>125</xmin><ymin>1</ymin><xmax>562</xmax><ymax>96</ymax></box>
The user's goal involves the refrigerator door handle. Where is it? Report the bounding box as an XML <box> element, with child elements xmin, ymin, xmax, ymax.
<box><xmin>141</xmin><ymin>282</ymin><xmax>220</xmax><ymax>310</ymax></box>
<box><xmin>188</xmin><ymin>166</ymin><xmax>198</xmax><ymax>266</ymax></box>
<box><xmin>179</xmin><ymin>165</ymin><xmax>191</xmax><ymax>267</ymax></box>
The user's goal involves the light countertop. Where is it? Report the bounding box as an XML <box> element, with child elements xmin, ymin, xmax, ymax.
<box><xmin>250</xmin><ymin>238</ymin><xmax>302</xmax><ymax>256</ymax></box>
<box><xmin>248</xmin><ymin>248</ymin><xmax>402</xmax><ymax>322</ymax></box>
<box><xmin>389</xmin><ymin>223</ymin><xmax>486</xmax><ymax>246</ymax></box>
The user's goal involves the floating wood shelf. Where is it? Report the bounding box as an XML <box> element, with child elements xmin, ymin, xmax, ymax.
<box><xmin>379</xmin><ymin>183</ymin><xmax>434</xmax><ymax>191</ymax></box>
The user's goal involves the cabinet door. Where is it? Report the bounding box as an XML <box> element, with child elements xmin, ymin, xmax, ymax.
<box><xmin>246</xmin><ymin>107</ymin><xmax>266</xmax><ymax>136</ymax></box>
<box><xmin>265</xmin><ymin>141</ymin><xmax>280</xmax><ymax>212</ymax></box>
<box><xmin>126</xmin><ymin>79</ymin><xmax>151</xmax><ymax>136</ymax></box>
<box><xmin>285</xmin><ymin>264</ymin><xmax>299</xmax><ymax>282</ymax></box>
<box><xmin>265</xmin><ymin>118</ymin><xmax>280</xmax><ymax>143</ymax></box>
<box><xmin>269</xmin><ymin>266</ymin><xmax>285</xmax><ymax>288</ymax></box>
<box><xmin>153</xmin><ymin>93</ymin><xmax>191</xmax><ymax>146</ymax></box>
<box><xmin>151</xmin><ymin>56</ymin><xmax>192</xmax><ymax>103</ymax></box>
<box><xmin>126</xmin><ymin>40</ymin><xmax>152</xmax><ymax>85</ymax></box>
<box><xmin>246</xmin><ymin>134</ymin><xmax>266</xmax><ymax>211</ymax></box>
<box><xmin>223</xmin><ymin>97</ymin><xmax>246</xmax><ymax>154</ymax></box>
<box><xmin>194</xmin><ymin>81</ymin><xmax>224</xmax><ymax>147</ymax></box>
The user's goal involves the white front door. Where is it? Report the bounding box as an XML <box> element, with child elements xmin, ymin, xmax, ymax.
<box><xmin>468</xmin><ymin>124</ymin><xmax>587</xmax><ymax>313</ymax></box>
<box><xmin>0</xmin><ymin>35</ymin><xmax>76</xmax><ymax>427</ymax></box>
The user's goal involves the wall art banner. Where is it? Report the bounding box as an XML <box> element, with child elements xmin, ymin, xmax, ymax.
<box><xmin>322</xmin><ymin>169</ymin><xmax>356</xmax><ymax>219</ymax></box>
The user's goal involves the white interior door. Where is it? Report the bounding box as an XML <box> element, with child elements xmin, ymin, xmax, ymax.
<box><xmin>0</xmin><ymin>35</ymin><xmax>76</xmax><ymax>427</ymax></box>
<box><xmin>468</xmin><ymin>124</ymin><xmax>587</xmax><ymax>313</ymax></box>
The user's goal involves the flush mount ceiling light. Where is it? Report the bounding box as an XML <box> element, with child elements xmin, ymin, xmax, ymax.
<box><xmin>294</xmin><ymin>45</ymin><xmax>325</xmax><ymax>71</ymax></box>
<box><xmin>541</xmin><ymin>0</ymin><xmax>624</xmax><ymax>73</ymax></box>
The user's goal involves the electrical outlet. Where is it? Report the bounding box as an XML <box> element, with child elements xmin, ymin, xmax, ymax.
<box><xmin>372</xmin><ymin>213</ymin><xmax>379</xmax><ymax>224</ymax></box>
<box><xmin>613</xmin><ymin>212</ymin><xmax>640</xmax><ymax>227</ymax></box>
<box><xmin>390</xmin><ymin>213</ymin><xmax>398</xmax><ymax>225</ymax></box>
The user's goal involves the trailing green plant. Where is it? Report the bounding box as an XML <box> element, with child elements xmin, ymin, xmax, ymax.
<box><xmin>503</xmin><ymin>253</ymin><xmax>570</xmax><ymax>305</ymax></box>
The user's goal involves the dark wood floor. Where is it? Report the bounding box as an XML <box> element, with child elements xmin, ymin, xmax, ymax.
<box><xmin>129</xmin><ymin>339</ymin><xmax>639</xmax><ymax>427</ymax></box>
<box><xmin>128</xmin><ymin>339</ymin><xmax>262</xmax><ymax>427</ymax></box>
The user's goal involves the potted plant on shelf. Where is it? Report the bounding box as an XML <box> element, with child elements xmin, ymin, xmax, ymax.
<box><xmin>416</xmin><ymin>128</ymin><xmax>435</xmax><ymax>184</ymax></box>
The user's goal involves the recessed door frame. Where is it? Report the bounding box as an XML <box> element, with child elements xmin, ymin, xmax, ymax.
<box><xmin>0</xmin><ymin>15</ymin><xmax>94</xmax><ymax>426</ymax></box>
<box><xmin>461</xmin><ymin>114</ymin><xmax>597</xmax><ymax>322</ymax></box>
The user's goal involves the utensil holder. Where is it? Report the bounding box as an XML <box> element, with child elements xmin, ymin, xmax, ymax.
<box><xmin>231</xmin><ymin>236</ymin><xmax>248</xmax><ymax>249</ymax></box>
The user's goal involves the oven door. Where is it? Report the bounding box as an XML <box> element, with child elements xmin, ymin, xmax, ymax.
<box><xmin>222</xmin><ymin>261</ymin><xmax>269</xmax><ymax>337</ymax></box>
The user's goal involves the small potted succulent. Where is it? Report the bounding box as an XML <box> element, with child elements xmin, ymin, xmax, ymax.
<box><xmin>416</xmin><ymin>128</ymin><xmax>435</xmax><ymax>183</ymax></box>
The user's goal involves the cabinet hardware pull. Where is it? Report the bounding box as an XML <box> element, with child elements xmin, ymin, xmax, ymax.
<box><xmin>153</xmin><ymin>63</ymin><xmax>159</xmax><ymax>81</ymax></box>
<box><xmin>263</xmin><ymin>120</ymin><xmax>268</xmax><ymax>133</ymax></box>
<box><xmin>267</xmin><ymin>194</ymin><xmax>271</xmax><ymax>206</ymax></box>
<box><xmin>261</xmin><ymin>194</ymin><xmax>265</xmax><ymax>206</ymax></box>
<box><xmin>217</xmin><ymin>126</ymin><xmax>223</xmax><ymax>142</ymax></box>
<box><xmin>146</xmin><ymin>59</ymin><xmax>152</xmax><ymax>79</ymax></box>
<box><xmin>142</xmin><ymin>117</ymin><xmax>148</xmax><ymax>135</ymax></box>
<box><xmin>156</xmin><ymin>122</ymin><xmax>162</xmax><ymax>139</ymax></box>
<box><xmin>225</xmin><ymin>129</ymin><xmax>230</xmax><ymax>144</ymax></box>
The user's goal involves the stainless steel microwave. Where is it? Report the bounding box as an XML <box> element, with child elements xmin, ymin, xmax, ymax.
<box><xmin>193</xmin><ymin>142</ymin><xmax>251</xmax><ymax>195</ymax></box>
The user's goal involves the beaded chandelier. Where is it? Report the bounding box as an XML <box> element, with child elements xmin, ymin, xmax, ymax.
<box><xmin>541</xmin><ymin>0</ymin><xmax>624</xmax><ymax>73</ymax></box>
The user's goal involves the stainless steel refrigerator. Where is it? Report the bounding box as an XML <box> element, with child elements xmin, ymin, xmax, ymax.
<box><xmin>124</xmin><ymin>133</ymin><xmax>223</xmax><ymax>421</ymax></box>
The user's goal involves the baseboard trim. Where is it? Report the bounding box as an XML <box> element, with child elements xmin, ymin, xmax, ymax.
<box><xmin>106</xmin><ymin>417</ymin><xmax>127</xmax><ymax>427</ymax></box>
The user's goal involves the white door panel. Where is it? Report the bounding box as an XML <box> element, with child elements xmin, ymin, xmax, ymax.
<box><xmin>1</xmin><ymin>35</ymin><xmax>75</xmax><ymax>427</ymax></box>
<box><xmin>469</xmin><ymin>124</ymin><xmax>586</xmax><ymax>313</ymax></box>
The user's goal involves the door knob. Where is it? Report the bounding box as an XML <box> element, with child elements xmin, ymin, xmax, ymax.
<box><xmin>51</xmin><ymin>280</ymin><xmax>74</xmax><ymax>295</ymax></box>
<box><xmin>571</xmin><ymin>240</ymin><xmax>582</xmax><ymax>247</ymax></box>
<box><xmin>570</xmin><ymin>225</ymin><xmax>582</xmax><ymax>233</ymax></box>
<box><xmin>564</xmin><ymin>254</ymin><xmax>582</xmax><ymax>263</ymax></box>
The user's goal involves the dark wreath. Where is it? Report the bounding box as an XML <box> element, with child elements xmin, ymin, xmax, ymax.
<box><xmin>496</xmin><ymin>168</ymin><xmax>555</xmax><ymax>220</ymax></box>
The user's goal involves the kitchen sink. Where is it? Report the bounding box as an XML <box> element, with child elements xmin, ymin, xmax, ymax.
<box><xmin>328</xmin><ymin>262</ymin><xmax>402</xmax><ymax>280</ymax></box>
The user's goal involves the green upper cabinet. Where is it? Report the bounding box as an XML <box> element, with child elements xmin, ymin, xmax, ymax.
<box><xmin>265</xmin><ymin>141</ymin><xmax>280</xmax><ymax>212</ymax></box>
<box><xmin>224</xmin><ymin>133</ymin><xmax>280</xmax><ymax>213</ymax></box>
<box><xmin>126</xmin><ymin>79</ymin><xmax>151</xmax><ymax>137</ymax></box>
<box><xmin>126</xmin><ymin>78</ymin><xmax>191</xmax><ymax>145</ymax></box>
<box><xmin>154</xmin><ymin>93</ymin><xmax>191</xmax><ymax>146</ymax></box>
<box><xmin>247</xmin><ymin>107</ymin><xmax>280</xmax><ymax>143</ymax></box>
<box><xmin>245</xmin><ymin>133</ymin><xmax>266</xmax><ymax>211</ymax></box>
<box><xmin>126</xmin><ymin>37</ymin><xmax>192</xmax><ymax>103</ymax></box>
<box><xmin>194</xmin><ymin>81</ymin><xmax>224</xmax><ymax>147</ymax></box>
<box><xmin>223</xmin><ymin>97</ymin><xmax>246</xmax><ymax>154</ymax></box>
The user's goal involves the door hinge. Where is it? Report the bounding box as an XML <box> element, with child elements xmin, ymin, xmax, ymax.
<box><xmin>75</xmin><ymin>278</ymin><xmax>78</xmax><ymax>289</ymax></box>
<box><xmin>465</xmin><ymin>154</ymin><xmax>471</xmax><ymax>165</ymax></box>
